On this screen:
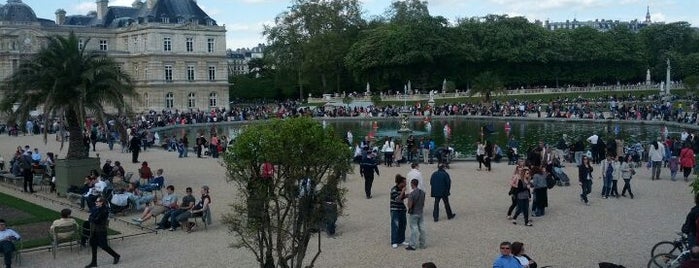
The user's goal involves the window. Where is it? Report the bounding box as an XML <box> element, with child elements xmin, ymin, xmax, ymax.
<box><xmin>208</xmin><ymin>66</ymin><xmax>216</xmax><ymax>81</ymax></box>
<box><xmin>209</xmin><ymin>92</ymin><xmax>217</xmax><ymax>107</ymax></box>
<box><xmin>163</xmin><ymin>37</ymin><xmax>171</xmax><ymax>52</ymax></box>
<box><xmin>207</xmin><ymin>38</ymin><xmax>214</xmax><ymax>53</ymax></box>
<box><xmin>78</xmin><ymin>39</ymin><xmax>84</xmax><ymax>50</ymax></box>
<box><xmin>187</xmin><ymin>65</ymin><xmax>195</xmax><ymax>81</ymax></box>
<box><xmin>164</xmin><ymin>65</ymin><xmax>173</xmax><ymax>82</ymax></box>
<box><xmin>165</xmin><ymin>92</ymin><xmax>174</xmax><ymax>108</ymax></box>
<box><xmin>143</xmin><ymin>93</ymin><xmax>149</xmax><ymax>107</ymax></box>
<box><xmin>186</xmin><ymin>37</ymin><xmax>193</xmax><ymax>52</ymax></box>
<box><xmin>99</xmin><ymin>40</ymin><xmax>108</xmax><ymax>51</ymax></box>
<box><xmin>188</xmin><ymin>93</ymin><xmax>196</xmax><ymax>108</ymax></box>
<box><xmin>161</xmin><ymin>17</ymin><xmax>169</xmax><ymax>23</ymax></box>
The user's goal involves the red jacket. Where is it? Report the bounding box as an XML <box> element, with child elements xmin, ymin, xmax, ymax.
<box><xmin>680</xmin><ymin>147</ymin><xmax>695</xmax><ymax>168</ymax></box>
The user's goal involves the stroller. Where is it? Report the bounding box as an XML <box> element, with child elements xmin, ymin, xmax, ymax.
<box><xmin>549</xmin><ymin>158</ymin><xmax>570</xmax><ymax>186</ymax></box>
<box><xmin>435</xmin><ymin>147</ymin><xmax>453</xmax><ymax>169</ymax></box>
<box><xmin>625</xmin><ymin>142</ymin><xmax>644</xmax><ymax>168</ymax></box>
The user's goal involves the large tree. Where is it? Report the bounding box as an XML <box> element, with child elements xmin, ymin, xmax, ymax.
<box><xmin>0</xmin><ymin>32</ymin><xmax>136</xmax><ymax>159</ymax></box>
<box><xmin>222</xmin><ymin>117</ymin><xmax>351</xmax><ymax>268</ymax></box>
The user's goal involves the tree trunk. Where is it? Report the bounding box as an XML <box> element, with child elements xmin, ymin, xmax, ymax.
<box><xmin>65</xmin><ymin>108</ymin><xmax>86</xmax><ymax>159</ymax></box>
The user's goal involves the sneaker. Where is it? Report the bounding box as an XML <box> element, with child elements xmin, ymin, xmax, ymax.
<box><xmin>132</xmin><ymin>217</ymin><xmax>143</xmax><ymax>222</ymax></box>
<box><xmin>405</xmin><ymin>246</ymin><xmax>416</xmax><ymax>251</ymax></box>
<box><xmin>401</xmin><ymin>242</ymin><xmax>410</xmax><ymax>246</ymax></box>
<box><xmin>391</xmin><ymin>244</ymin><xmax>398</xmax><ymax>249</ymax></box>
<box><xmin>506</xmin><ymin>215</ymin><xmax>513</xmax><ymax>220</ymax></box>
<box><xmin>169</xmin><ymin>228</ymin><xmax>176</xmax><ymax>232</ymax></box>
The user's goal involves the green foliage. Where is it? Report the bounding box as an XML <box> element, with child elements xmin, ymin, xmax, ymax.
<box><xmin>685</xmin><ymin>75</ymin><xmax>699</xmax><ymax>91</ymax></box>
<box><xmin>342</xmin><ymin>95</ymin><xmax>353</xmax><ymax>106</ymax></box>
<box><xmin>370</xmin><ymin>93</ymin><xmax>382</xmax><ymax>106</ymax></box>
<box><xmin>222</xmin><ymin>117</ymin><xmax>351</xmax><ymax>268</ymax></box>
<box><xmin>0</xmin><ymin>32</ymin><xmax>136</xmax><ymax>159</ymax></box>
<box><xmin>469</xmin><ymin>71</ymin><xmax>505</xmax><ymax>102</ymax></box>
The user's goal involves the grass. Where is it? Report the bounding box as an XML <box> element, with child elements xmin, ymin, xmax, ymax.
<box><xmin>0</xmin><ymin>192</ymin><xmax>119</xmax><ymax>249</ymax></box>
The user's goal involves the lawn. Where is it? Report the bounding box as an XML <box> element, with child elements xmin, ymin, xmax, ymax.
<box><xmin>0</xmin><ymin>192</ymin><xmax>119</xmax><ymax>249</ymax></box>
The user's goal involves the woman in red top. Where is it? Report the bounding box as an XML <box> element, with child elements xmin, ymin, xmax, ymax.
<box><xmin>680</xmin><ymin>142</ymin><xmax>696</xmax><ymax>182</ymax></box>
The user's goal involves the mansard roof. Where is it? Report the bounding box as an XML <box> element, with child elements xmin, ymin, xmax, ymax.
<box><xmin>0</xmin><ymin>0</ymin><xmax>38</xmax><ymax>23</ymax></box>
<box><xmin>63</xmin><ymin>0</ymin><xmax>217</xmax><ymax>28</ymax></box>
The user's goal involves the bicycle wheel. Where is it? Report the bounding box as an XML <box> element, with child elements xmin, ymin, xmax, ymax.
<box><xmin>651</xmin><ymin>241</ymin><xmax>680</xmax><ymax>257</ymax></box>
<box><xmin>647</xmin><ymin>253</ymin><xmax>677</xmax><ymax>268</ymax></box>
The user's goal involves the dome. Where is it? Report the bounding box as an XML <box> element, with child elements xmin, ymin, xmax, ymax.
<box><xmin>0</xmin><ymin>0</ymin><xmax>38</xmax><ymax>23</ymax></box>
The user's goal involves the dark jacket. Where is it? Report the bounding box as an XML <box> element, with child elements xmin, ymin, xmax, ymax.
<box><xmin>430</xmin><ymin>168</ymin><xmax>451</xmax><ymax>197</ymax></box>
<box><xmin>89</xmin><ymin>205</ymin><xmax>110</xmax><ymax>233</ymax></box>
<box><xmin>359</xmin><ymin>155</ymin><xmax>379</xmax><ymax>178</ymax></box>
<box><xmin>578</xmin><ymin>164</ymin><xmax>593</xmax><ymax>183</ymax></box>
<box><xmin>129</xmin><ymin>136</ymin><xmax>141</xmax><ymax>152</ymax></box>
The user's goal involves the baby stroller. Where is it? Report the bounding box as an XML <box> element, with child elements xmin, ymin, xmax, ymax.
<box><xmin>435</xmin><ymin>147</ymin><xmax>453</xmax><ymax>169</ymax></box>
<box><xmin>549</xmin><ymin>159</ymin><xmax>570</xmax><ymax>186</ymax></box>
<box><xmin>625</xmin><ymin>142</ymin><xmax>644</xmax><ymax>168</ymax></box>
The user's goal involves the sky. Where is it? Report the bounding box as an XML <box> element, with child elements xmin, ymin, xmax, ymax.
<box><xmin>20</xmin><ymin>0</ymin><xmax>699</xmax><ymax>50</ymax></box>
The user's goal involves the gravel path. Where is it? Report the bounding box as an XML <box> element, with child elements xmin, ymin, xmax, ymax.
<box><xmin>0</xmin><ymin>134</ymin><xmax>692</xmax><ymax>267</ymax></box>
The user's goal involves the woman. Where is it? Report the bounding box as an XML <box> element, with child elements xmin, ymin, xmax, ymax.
<box><xmin>512</xmin><ymin>167</ymin><xmax>533</xmax><ymax>226</ymax></box>
<box><xmin>531</xmin><ymin>167</ymin><xmax>548</xmax><ymax>217</ymax></box>
<box><xmin>511</xmin><ymin>241</ymin><xmax>538</xmax><ymax>268</ymax></box>
<box><xmin>619</xmin><ymin>156</ymin><xmax>635</xmax><ymax>199</ymax></box>
<box><xmin>393</xmin><ymin>141</ymin><xmax>403</xmax><ymax>167</ymax></box>
<box><xmin>648</xmin><ymin>140</ymin><xmax>665</xmax><ymax>180</ymax></box>
<box><xmin>506</xmin><ymin>165</ymin><xmax>523</xmax><ymax>219</ymax></box>
<box><xmin>680</xmin><ymin>142</ymin><xmax>695</xmax><ymax>182</ymax></box>
<box><xmin>578</xmin><ymin>156</ymin><xmax>594</xmax><ymax>205</ymax></box>
<box><xmin>85</xmin><ymin>197</ymin><xmax>120</xmax><ymax>267</ymax></box>
<box><xmin>138</xmin><ymin>161</ymin><xmax>153</xmax><ymax>186</ymax></box>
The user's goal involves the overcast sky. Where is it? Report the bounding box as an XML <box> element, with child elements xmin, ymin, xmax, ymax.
<box><xmin>23</xmin><ymin>0</ymin><xmax>699</xmax><ymax>50</ymax></box>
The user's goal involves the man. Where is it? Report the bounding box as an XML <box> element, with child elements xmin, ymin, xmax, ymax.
<box><xmin>159</xmin><ymin>187</ymin><xmax>196</xmax><ymax>231</ymax></box>
<box><xmin>587</xmin><ymin>133</ymin><xmax>600</xmax><ymax>164</ymax></box>
<box><xmin>359</xmin><ymin>150</ymin><xmax>379</xmax><ymax>199</ymax></box>
<box><xmin>600</xmin><ymin>154</ymin><xmax>617</xmax><ymax>199</ymax></box>
<box><xmin>129</xmin><ymin>133</ymin><xmax>141</xmax><ymax>163</ymax></box>
<box><xmin>0</xmin><ymin>219</ymin><xmax>20</xmax><ymax>268</ymax></box>
<box><xmin>430</xmin><ymin>164</ymin><xmax>455</xmax><ymax>222</ymax></box>
<box><xmin>390</xmin><ymin>175</ymin><xmax>408</xmax><ymax>249</ymax></box>
<box><xmin>195</xmin><ymin>134</ymin><xmax>207</xmax><ymax>158</ymax></box>
<box><xmin>50</xmin><ymin>209</ymin><xmax>78</xmax><ymax>240</ymax></box>
<box><xmin>406</xmin><ymin>162</ymin><xmax>425</xmax><ymax>193</ymax></box>
<box><xmin>492</xmin><ymin>241</ymin><xmax>521</xmax><ymax>268</ymax></box>
<box><xmin>406</xmin><ymin>179</ymin><xmax>425</xmax><ymax>251</ymax></box>
<box><xmin>682</xmin><ymin>194</ymin><xmax>699</xmax><ymax>248</ymax></box>
<box><xmin>132</xmin><ymin>185</ymin><xmax>178</xmax><ymax>223</ymax></box>
<box><xmin>31</xmin><ymin>148</ymin><xmax>41</xmax><ymax>163</ymax></box>
<box><xmin>101</xmin><ymin>160</ymin><xmax>113</xmax><ymax>180</ymax></box>
<box><xmin>19</xmin><ymin>151</ymin><xmax>34</xmax><ymax>193</ymax></box>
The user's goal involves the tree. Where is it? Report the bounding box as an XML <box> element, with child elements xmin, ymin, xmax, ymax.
<box><xmin>342</xmin><ymin>95</ymin><xmax>353</xmax><ymax>108</ymax></box>
<box><xmin>469</xmin><ymin>71</ymin><xmax>504</xmax><ymax>103</ymax></box>
<box><xmin>370</xmin><ymin>93</ymin><xmax>382</xmax><ymax>106</ymax></box>
<box><xmin>0</xmin><ymin>32</ymin><xmax>136</xmax><ymax>159</ymax></box>
<box><xmin>222</xmin><ymin>117</ymin><xmax>351</xmax><ymax>268</ymax></box>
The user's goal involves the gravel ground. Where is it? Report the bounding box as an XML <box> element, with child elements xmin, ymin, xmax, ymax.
<box><xmin>0</xmin><ymin>134</ymin><xmax>692</xmax><ymax>267</ymax></box>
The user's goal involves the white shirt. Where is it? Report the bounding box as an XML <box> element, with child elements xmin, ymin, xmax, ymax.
<box><xmin>0</xmin><ymin>228</ymin><xmax>21</xmax><ymax>241</ymax></box>
<box><xmin>649</xmin><ymin>142</ymin><xmax>665</xmax><ymax>162</ymax></box>
<box><xmin>406</xmin><ymin>168</ymin><xmax>425</xmax><ymax>193</ymax></box>
<box><xmin>94</xmin><ymin>180</ymin><xmax>107</xmax><ymax>192</ymax></box>
<box><xmin>587</xmin><ymin>134</ymin><xmax>599</xmax><ymax>144</ymax></box>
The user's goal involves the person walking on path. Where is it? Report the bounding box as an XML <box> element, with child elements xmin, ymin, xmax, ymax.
<box><xmin>579</xmin><ymin>156</ymin><xmax>594</xmax><ymax>205</ymax></box>
<box><xmin>406</xmin><ymin>179</ymin><xmax>426</xmax><ymax>251</ymax></box>
<box><xmin>600</xmin><ymin>154</ymin><xmax>617</xmax><ymax>198</ymax></box>
<box><xmin>85</xmin><ymin>197</ymin><xmax>120</xmax><ymax>268</ymax></box>
<box><xmin>360</xmin><ymin>150</ymin><xmax>380</xmax><ymax>199</ymax></box>
<box><xmin>390</xmin><ymin>175</ymin><xmax>408</xmax><ymax>249</ymax></box>
<box><xmin>511</xmin><ymin>168</ymin><xmax>532</xmax><ymax>226</ymax></box>
<box><xmin>430</xmin><ymin>163</ymin><xmax>455</xmax><ymax>222</ymax></box>
<box><xmin>0</xmin><ymin>219</ymin><xmax>20</xmax><ymax>268</ymax></box>
<box><xmin>680</xmin><ymin>142</ymin><xmax>695</xmax><ymax>182</ymax></box>
<box><xmin>129</xmin><ymin>134</ymin><xmax>141</xmax><ymax>163</ymax></box>
<box><xmin>406</xmin><ymin>162</ymin><xmax>425</xmax><ymax>194</ymax></box>
<box><xmin>648</xmin><ymin>139</ymin><xmax>665</xmax><ymax>180</ymax></box>
<box><xmin>620</xmin><ymin>156</ymin><xmax>635</xmax><ymax>199</ymax></box>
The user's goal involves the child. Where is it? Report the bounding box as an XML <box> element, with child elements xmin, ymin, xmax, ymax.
<box><xmin>668</xmin><ymin>156</ymin><xmax>679</xmax><ymax>181</ymax></box>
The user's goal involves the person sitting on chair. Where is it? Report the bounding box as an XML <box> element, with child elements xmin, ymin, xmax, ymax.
<box><xmin>132</xmin><ymin>185</ymin><xmax>177</xmax><ymax>224</ymax></box>
<box><xmin>0</xmin><ymin>218</ymin><xmax>21</xmax><ymax>268</ymax></box>
<box><xmin>50</xmin><ymin>209</ymin><xmax>78</xmax><ymax>241</ymax></box>
<box><xmin>177</xmin><ymin>185</ymin><xmax>211</xmax><ymax>232</ymax></box>
<box><xmin>139</xmin><ymin>169</ymin><xmax>164</xmax><ymax>193</ymax></box>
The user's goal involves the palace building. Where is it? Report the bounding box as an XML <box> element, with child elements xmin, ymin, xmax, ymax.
<box><xmin>0</xmin><ymin>0</ymin><xmax>229</xmax><ymax>112</ymax></box>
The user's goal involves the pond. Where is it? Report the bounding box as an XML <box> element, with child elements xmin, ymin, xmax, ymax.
<box><xmin>156</xmin><ymin>117</ymin><xmax>684</xmax><ymax>156</ymax></box>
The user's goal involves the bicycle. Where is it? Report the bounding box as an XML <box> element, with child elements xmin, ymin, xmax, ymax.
<box><xmin>647</xmin><ymin>250</ymin><xmax>690</xmax><ymax>268</ymax></box>
<box><xmin>651</xmin><ymin>232</ymin><xmax>689</xmax><ymax>257</ymax></box>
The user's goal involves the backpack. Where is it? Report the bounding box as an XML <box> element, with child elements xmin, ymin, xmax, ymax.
<box><xmin>546</xmin><ymin>173</ymin><xmax>556</xmax><ymax>189</ymax></box>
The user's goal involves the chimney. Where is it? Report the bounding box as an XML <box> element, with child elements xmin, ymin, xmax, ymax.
<box><xmin>55</xmin><ymin>9</ymin><xmax>66</xmax><ymax>25</ymax></box>
<box><xmin>96</xmin><ymin>0</ymin><xmax>108</xmax><ymax>21</ymax></box>
<box><xmin>147</xmin><ymin>0</ymin><xmax>158</xmax><ymax>9</ymax></box>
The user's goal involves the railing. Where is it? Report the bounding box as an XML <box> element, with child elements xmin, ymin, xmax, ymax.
<box><xmin>308</xmin><ymin>83</ymin><xmax>682</xmax><ymax>103</ymax></box>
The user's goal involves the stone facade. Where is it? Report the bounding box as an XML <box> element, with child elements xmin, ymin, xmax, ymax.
<box><xmin>0</xmin><ymin>0</ymin><xmax>228</xmax><ymax>113</ymax></box>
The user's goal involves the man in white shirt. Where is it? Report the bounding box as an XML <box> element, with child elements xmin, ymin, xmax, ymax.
<box><xmin>406</xmin><ymin>163</ymin><xmax>425</xmax><ymax>193</ymax></box>
<box><xmin>0</xmin><ymin>218</ymin><xmax>21</xmax><ymax>268</ymax></box>
<box><xmin>587</xmin><ymin>134</ymin><xmax>600</xmax><ymax>163</ymax></box>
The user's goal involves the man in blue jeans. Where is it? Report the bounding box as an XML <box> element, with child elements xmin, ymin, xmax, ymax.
<box><xmin>0</xmin><ymin>219</ymin><xmax>21</xmax><ymax>268</ymax></box>
<box><xmin>389</xmin><ymin>175</ymin><xmax>408</xmax><ymax>249</ymax></box>
<box><xmin>430</xmin><ymin>164</ymin><xmax>455</xmax><ymax>222</ymax></box>
<box><xmin>406</xmin><ymin>179</ymin><xmax>425</xmax><ymax>251</ymax></box>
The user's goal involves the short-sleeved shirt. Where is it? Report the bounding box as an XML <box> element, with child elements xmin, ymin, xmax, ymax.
<box><xmin>407</xmin><ymin>188</ymin><xmax>425</xmax><ymax>215</ymax></box>
<box><xmin>161</xmin><ymin>193</ymin><xmax>178</xmax><ymax>207</ymax></box>
<box><xmin>180</xmin><ymin>194</ymin><xmax>196</xmax><ymax>209</ymax></box>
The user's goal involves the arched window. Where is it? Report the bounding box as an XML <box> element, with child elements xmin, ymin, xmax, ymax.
<box><xmin>165</xmin><ymin>92</ymin><xmax>174</xmax><ymax>108</ymax></box>
<box><xmin>143</xmin><ymin>92</ymin><xmax>149</xmax><ymax>108</ymax></box>
<box><xmin>209</xmin><ymin>92</ymin><xmax>217</xmax><ymax>107</ymax></box>
<box><xmin>188</xmin><ymin>92</ymin><xmax>196</xmax><ymax>108</ymax></box>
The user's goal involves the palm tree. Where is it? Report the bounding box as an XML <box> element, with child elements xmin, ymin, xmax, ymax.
<box><xmin>469</xmin><ymin>71</ymin><xmax>505</xmax><ymax>103</ymax></box>
<box><xmin>0</xmin><ymin>32</ymin><xmax>137</xmax><ymax>159</ymax></box>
